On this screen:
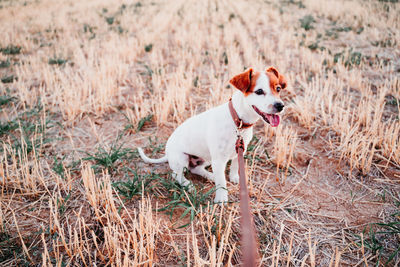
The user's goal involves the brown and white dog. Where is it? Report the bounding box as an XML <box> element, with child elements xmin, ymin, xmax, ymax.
<box><xmin>138</xmin><ymin>67</ymin><xmax>287</xmax><ymax>203</ymax></box>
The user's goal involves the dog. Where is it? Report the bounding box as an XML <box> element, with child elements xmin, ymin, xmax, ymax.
<box><xmin>138</xmin><ymin>67</ymin><xmax>287</xmax><ymax>203</ymax></box>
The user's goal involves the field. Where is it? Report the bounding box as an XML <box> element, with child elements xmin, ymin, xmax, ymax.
<box><xmin>0</xmin><ymin>0</ymin><xmax>399</xmax><ymax>265</ymax></box>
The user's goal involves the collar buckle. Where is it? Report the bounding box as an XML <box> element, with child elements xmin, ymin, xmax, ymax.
<box><xmin>228</xmin><ymin>98</ymin><xmax>253</xmax><ymax>130</ymax></box>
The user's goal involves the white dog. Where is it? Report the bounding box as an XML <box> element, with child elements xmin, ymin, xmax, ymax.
<box><xmin>138</xmin><ymin>67</ymin><xmax>287</xmax><ymax>203</ymax></box>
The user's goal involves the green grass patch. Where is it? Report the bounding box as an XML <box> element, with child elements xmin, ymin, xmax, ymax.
<box><xmin>83</xmin><ymin>23</ymin><xmax>96</xmax><ymax>40</ymax></box>
<box><xmin>1</xmin><ymin>75</ymin><xmax>17</xmax><ymax>83</ymax></box>
<box><xmin>0</xmin><ymin>95</ymin><xmax>15</xmax><ymax>109</ymax></box>
<box><xmin>137</xmin><ymin>114</ymin><xmax>153</xmax><ymax>132</ymax></box>
<box><xmin>1</xmin><ymin>101</ymin><xmax>54</xmax><ymax>155</ymax></box>
<box><xmin>0</xmin><ymin>120</ymin><xmax>19</xmax><ymax>136</ymax></box>
<box><xmin>144</xmin><ymin>44</ymin><xmax>153</xmax><ymax>52</ymax></box>
<box><xmin>105</xmin><ymin>16</ymin><xmax>115</xmax><ymax>25</ymax></box>
<box><xmin>385</xmin><ymin>95</ymin><xmax>399</xmax><ymax>107</ymax></box>
<box><xmin>371</xmin><ymin>38</ymin><xmax>397</xmax><ymax>48</ymax></box>
<box><xmin>52</xmin><ymin>155</ymin><xmax>67</xmax><ymax>179</ymax></box>
<box><xmin>48</xmin><ymin>58</ymin><xmax>68</xmax><ymax>65</ymax></box>
<box><xmin>283</xmin><ymin>0</ymin><xmax>306</xmax><ymax>8</ymax></box>
<box><xmin>245</xmin><ymin>135</ymin><xmax>266</xmax><ymax>164</ymax></box>
<box><xmin>0</xmin><ymin>45</ymin><xmax>21</xmax><ymax>55</ymax></box>
<box><xmin>0</xmin><ymin>59</ymin><xmax>10</xmax><ymax>68</ymax></box>
<box><xmin>193</xmin><ymin>76</ymin><xmax>199</xmax><ymax>87</ymax></box>
<box><xmin>158</xmin><ymin>175</ymin><xmax>216</xmax><ymax>228</ymax></box>
<box><xmin>82</xmin><ymin>136</ymin><xmax>137</xmax><ymax>173</ymax></box>
<box><xmin>112</xmin><ymin>167</ymin><xmax>160</xmax><ymax>199</ymax></box>
<box><xmin>57</xmin><ymin>193</ymin><xmax>71</xmax><ymax>216</ymax></box>
<box><xmin>146</xmin><ymin>136</ymin><xmax>165</xmax><ymax>157</ymax></box>
<box><xmin>355</xmin><ymin>211</ymin><xmax>400</xmax><ymax>266</ymax></box>
<box><xmin>333</xmin><ymin>49</ymin><xmax>363</xmax><ymax>69</ymax></box>
<box><xmin>299</xmin><ymin>15</ymin><xmax>315</xmax><ymax>31</ymax></box>
<box><xmin>0</xmin><ymin>231</ymin><xmax>28</xmax><ymax>264</ymax></box>
<box><xmin>222</xmin><ymin>51</ymin><xmax>228</xmax><ymax>65</ymax></box>
<box><xmin>307</xmin><ymin>41</ymin><xmax>325</xmax><ymax>52</ymax></box>
<box><xmin>345</xmin><ymin>51</ymin><xmax>362</xmax><ymax>68</ymax></box>
<box><xmin>8</xmin><ymin>104</ymin><xmax>54</xmax><ymax>154</ymax></box>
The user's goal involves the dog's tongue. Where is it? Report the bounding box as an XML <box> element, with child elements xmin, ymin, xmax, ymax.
<box><xmin>266</xmin><ymin>114</ymin><xmax>280</xmax><ymax>127</ymax></box>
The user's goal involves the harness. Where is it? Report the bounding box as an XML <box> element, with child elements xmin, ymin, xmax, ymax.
<box><xmin>228</xmin><ymin>99</ymin><xmax>259</xmax><ymax>267</ymax></box>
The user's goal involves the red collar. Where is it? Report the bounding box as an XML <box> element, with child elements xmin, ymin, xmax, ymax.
<box><xmin>228</xmin><ymin>99</ymin><xmax>254</xmax><ymax>129</ymax></box>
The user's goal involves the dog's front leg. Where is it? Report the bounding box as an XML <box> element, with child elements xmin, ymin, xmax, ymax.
<box><xmin>212</xmin><ymin>158</ymin><xmax>229</xmax><ymax>204</ymax></box>
<box><xmin>229</xmin><ymin>156</ymin><xmax>239</xmax><ymax>184</ymax></box>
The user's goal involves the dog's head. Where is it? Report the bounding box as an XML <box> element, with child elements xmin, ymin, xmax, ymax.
<box><xmin>229</xmin><ymin>67</ymin><xmax>287</xmax><ymax>127</ymax></box>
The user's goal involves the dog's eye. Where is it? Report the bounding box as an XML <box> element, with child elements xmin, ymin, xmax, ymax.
<box><xmin>276</xmin><ymin>86</ymin><xmax>281</xmax><ymax>93</ymax></box>
<box><xmin>255</xmin><ymin>89</ymin><xmax>264</xmax><ymax>95</ymax></box>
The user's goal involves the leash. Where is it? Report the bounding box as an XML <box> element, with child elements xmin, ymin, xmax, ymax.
<box><xmin>229</xmin><ymin>99</ymin><xmax>259</xmax><ymax>266</ymax></box>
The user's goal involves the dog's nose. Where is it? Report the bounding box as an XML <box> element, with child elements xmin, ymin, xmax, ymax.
<box><xmin>274</xmin><ymin>102</ymin><xmax>284</xmax><ymax>112</ymax></box>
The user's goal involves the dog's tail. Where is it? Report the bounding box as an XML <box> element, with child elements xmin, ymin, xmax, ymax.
<box><xmin>137</xmin><ymin>147</ymin><xmax>168</xmax><ymax>164</ymax></box>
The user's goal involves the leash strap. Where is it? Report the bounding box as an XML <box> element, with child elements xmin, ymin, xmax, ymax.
<box><xmin>236</xmin><ymin>136</ymin><xmax>259</xmax><ymax>267</ymax></box>
<box><xmin>228</xmin><ymin>98</ymin><xmax>259</xmax><ymax>265</ymax></box>
<box><xmin>229</xmin><ymin>97</ymin><xmax>259</xmax><ymax>266</ymax></box>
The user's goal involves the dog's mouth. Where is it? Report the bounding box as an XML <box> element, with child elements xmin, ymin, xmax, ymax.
<box><xmin>252</xmin><ymin>105</ymin><xmax>280</xmax><ymax>127</ymax></box>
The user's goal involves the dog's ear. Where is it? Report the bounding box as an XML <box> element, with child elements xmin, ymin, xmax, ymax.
<box><xmin>267</xmin><ymin>66</ymin><xmax>287</xmax><ymax>90</ymax></box>
<box><xmin>279</xmin><ymin>74</ymin><xmax>287</xmax><ymax>90</ymax></box>
<box><xmin>230</xmin><ymin>68</ymin><xmax>253</xmax><ymax>93</ymax></box>
<box><xmin>266</xmin><ymin>67</ymin><xmax>279</xmax><ymax>79</ymax></box>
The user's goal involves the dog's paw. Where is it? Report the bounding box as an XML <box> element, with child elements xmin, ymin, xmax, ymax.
<box><xmin>229</xmin><ymin>174</ymin><xmax>239</xmax><ymax>184</ymax></box>
<box><xmin>214</xmin><ymin>189</ymin><xmax>228</xmax><ymax>204</ymax></box>
<box><xmin>180</xmin><ymin>179</ymin><xmax>195</xmax><ymax>192</ymax></box>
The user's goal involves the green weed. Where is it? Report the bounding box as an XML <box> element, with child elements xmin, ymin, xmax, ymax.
<box><xmin>0</xmin><ymin>59</ymin><xmax>10</xmax><ymax>68</ymax></box>
<box><xmin>147</xmin><ymin>136</ymin><xmax>165</xmax><ymax>157</ymax></box>
<box><xmin>137</xmin><ymin>62</ymin><xmax>153</xmax><ymax>77</ymax></box>
<box><xmin>245</xmin><ymin>135</ymin><xmax>264</xmax><ymax>164</ymax></box>
<box><xmin>83</xmin><ymin>23</ymin><xmax>96</xmax><ymax>39</ymax></box>
<box><xmin>52</xmin><ymin>155</ymin><xmax>67</xmax><ymax>179</ymax></box>
<box><xmin>222</xmin><ymin>51</ymin><xmax>228</xmax><ymax>65</ymax></box>
<box><xmin>48</xmin><ymin>58</ymin><xmax>68</xmax><ymax>65</ymax></box>
<box><xmin>333</xmin><ymin>26</ymin><xmax>352</xmax><ymax>32</ymax></box>
<box><xmin>0</xmin><ymin>231</ymin><xmax>24</xmax><ymax>263</ymax></box>
<box><xmin>371</xmin><ymin>38</ymin><xmax>397</xmax><ymax>48</ymax></box>
<box><xmin>283</xmin><ymin>0</ymin><xmax>306</xmax><ymax>8</ymax></box>
<box><xmin>144</xmin><ymin>44</ymin><xmax>153</xmax><ymax>52</ymax></box>
<box><xmin>325</xmin><ymin>29</ymin><xmax>338</xmax><ymax>39</ymax></box>
<box><xmin>0</xmin><ymin>120</ymin><xmax>19</xmax><ymax>136</ymax></box>
<box><xmin>1</xmin><ymin>75</ymin><xmax>17</xmax><ymax>83</ymax></box>
<box><xmin>137</xmin><ymin>114</ymin><xmax>153</xmax><ymax>132</ymax></box>
<box><xmin>1</xmin><ymin>102</ymin><xmax>53</xmax><ymax>154</ymax></box>
<box><xmin>105</xmin><ymin>16</ymin><xmax>114</xmax><ymax>25</ymax></box>
<box><xmin>193</xmin><ymin>76</ymin><xmax>199</xmax><ymax>87</ymax></box>
<box><xmin>57</xmin><ymin>193</ymin><xmax>71</xmax><ymax>216</ymax></box>
<box><xmin>356</xmin><ymin>211</ymin><xmax>400</xmax><ymax>266</ymax></box>
<box><xmin>158</xmin><ymin>176</ymin><xmax>216</xmax><ymax>228</ymax></box>
<box><xmin>386</xmin><ymin>95</ymin><xmax>399</xmax><ymax>106</ymax></box>
<box><xmin>0</xmin><ymin>94</ymin><xmax>15</xmax><ymax>108</ymax></box>
<box><xmin>11</xmin><ymin>123</ymin><xmax>52</xmax><ymax>155</ymax></box>
<box><xmin>299</xmin><ymin>15</ymin><xmax>315</xmax><ymax>31</ymax></box>
<box><xmin>0</xmin><ymin>45</ymin><xmax>21</xmax><ymax>55</ymax></box>
<box><xmin>345</xmin><ymin>51</ymin><xmax>362</xmax><ymax>68</ymax></box>
<box><xmin>307</xmin><ymin>41</ymin><xmax>325</xmax><ymax>51</ymax></box>
<box><xmin>356</xmin><ymin>27</ymin><xmax>364</xmax><ymax>34</ymax></box>
<box><xmin>112</xmin><ymin>167</ymin><xmax>159</xmax><ymax>199</ymax></box>
<box><xmin>82</xmin><ymin>136</ymin><xmax>136</xmax><ymax>172</ymax></box>
<box><xmin>333</xmin><ymin>50</ymin><xmax>363</xmax><ymax>69</ymax></box>
<box><xmin>115</xmin><ymin>25</ymin><xmax>125</xmax><ymax>34</ymax></box>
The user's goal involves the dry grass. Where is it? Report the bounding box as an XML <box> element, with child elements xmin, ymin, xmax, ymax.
<box><xmin>0</xmin><ymin>0</ymin><xmax>399</xmax><ymax>266</ymax></box>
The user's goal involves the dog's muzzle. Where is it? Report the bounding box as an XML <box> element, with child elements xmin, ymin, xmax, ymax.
<box><xmin>252</xmin><ymin>105</ymin><xmax>281</xmax><ymax>127</ymax></box>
